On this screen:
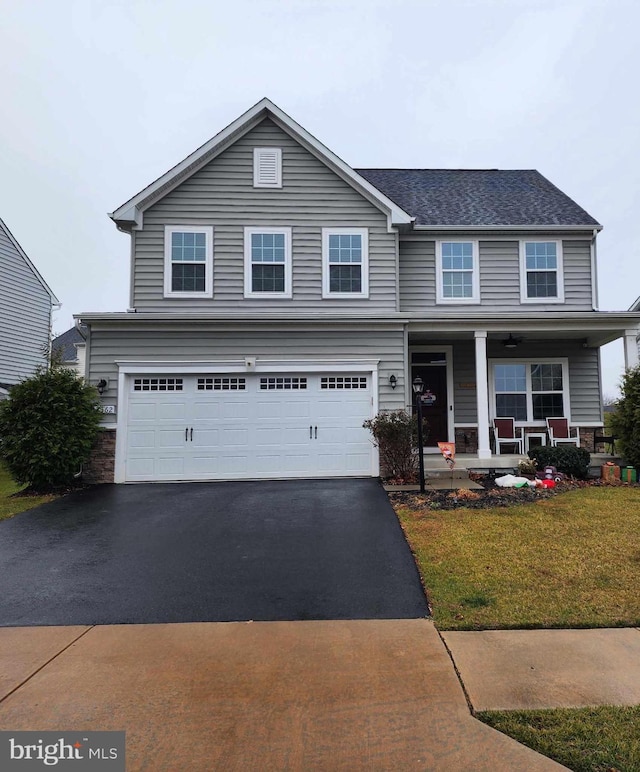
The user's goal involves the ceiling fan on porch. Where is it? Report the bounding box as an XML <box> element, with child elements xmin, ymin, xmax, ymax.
<box><xmin>502</xmin><ymin>334</ymin><xmax>523</xmax><ymax>349</ymax></box>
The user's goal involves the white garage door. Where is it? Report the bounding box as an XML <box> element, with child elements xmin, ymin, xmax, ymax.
<box><xmin>124</xmin><ymin>373</ymin><xmax>375</xmax><ymax>481</ymax></box>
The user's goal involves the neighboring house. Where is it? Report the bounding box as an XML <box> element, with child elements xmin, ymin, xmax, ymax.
<box><xmin>0</xmin><ymin>218</ymin><xmax>58</xmax><ymax>399</ymax></box>
<box><xmin>51</xmin><ymin>325</ymin><xmax>87</xmax><ymax>377</ymax></box>
<box><xmin>78</xmin><ymin>98</ymin><xmax>640</xmax><ymax>483</ymax></box>
<box><xmin>629</xmin><ymin>296</ymin><xmax>640</xmax><ymax>360</ymax></box>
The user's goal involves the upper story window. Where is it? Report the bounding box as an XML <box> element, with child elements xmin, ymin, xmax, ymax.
<box><xmin>520</xmin><ymin>241</ymin><xmax>564</xmax><ymax>303</ymax></box>
<box><xmin>163</xmin><ymin>225</ymin><xmax>213</xmax><ymax>298</ymax></box>
<box><xmin>491</xmin><ymin>360</ymin><xmax>568</xmax><ymax>423</ymax></box>
<box><xmin>253</xmin><ymin>147</ymin><xmax>282</xmax><ymax>188</ymax></box>
<box><xmin>244</xmin><ymin>227</ymin><xmax>292</xmax><ymax>298</ymax></box>
<box><xmin>436</xmin><ymin>241</ymin><xmax>479</xmax><ymax>304</ymax></box>
<box><xmin>322</xmin><ymin>228</ymin><xmax>369</xmax><ymax>299</ymax></box>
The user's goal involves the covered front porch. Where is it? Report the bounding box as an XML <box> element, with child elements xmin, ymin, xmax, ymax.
<box><xmin>404</xmin><ymin>311</ymin><xmax>640</xmax><ymax>460</ymax></box>
<box><xmin>422</xmin><ymin>451</ymin><xmax>620</xmax><ymax>478</ymax></box>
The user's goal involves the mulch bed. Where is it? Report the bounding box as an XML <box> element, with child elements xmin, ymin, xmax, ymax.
<box><xmin>387</xmin><ymin>475</ymin><xmax>636</xmax><ymax>510</ymax></box>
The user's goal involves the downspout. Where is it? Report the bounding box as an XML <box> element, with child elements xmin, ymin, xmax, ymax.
<box><xmin>590</xmin><ymin>228</ymin><xmax>599</xmax><ymax>311</ymax></box>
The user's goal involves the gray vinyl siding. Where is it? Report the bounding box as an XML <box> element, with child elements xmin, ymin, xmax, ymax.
<box><xmin>399</xmin><ymin>240</ymin><xmax>435</xmax><ymax>308</ymax></box>
<box><xmin>89</xmin><ymin>324</ymin><xmax>406</xmax><ymax>423</ymax></box>
<box><xmin>399</xmin><ymin>238</ymin><xmax>593</xmax><ymax>312</ymax></box>
<box><xmin>0</xmin><ymin>226</ymin><xmax>51</xmax><ymax>385</ymax></box>
<box><xmin>447</xmin><ymin>340</ymin><xmax>601</xmax><ymax>424</ymax></box>
<box><xmin>133</xmin><ymin>118</ymin><xmax>397</xmax><ymax>312</ymax></box>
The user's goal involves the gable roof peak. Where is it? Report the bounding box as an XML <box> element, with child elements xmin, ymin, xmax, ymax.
<box><xmin>109</xmin><ymin>99</ymin><xmax>413</xmax><ymax>231</ymax></box>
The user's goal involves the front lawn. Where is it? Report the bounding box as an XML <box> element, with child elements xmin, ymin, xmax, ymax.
<box><xmin>479</xmin><ymin>705</ymin><xmax>640</xmax><ymax>772</ymax></box>
<box><xmin>392</xmin><ymin>486</ymin><xmax>640</xmax><ymax>630</ymax></box>
<box><xmin>0</xmin><ymin>464</ymin><xmax>57</xmax><ymax>521</ymax></box>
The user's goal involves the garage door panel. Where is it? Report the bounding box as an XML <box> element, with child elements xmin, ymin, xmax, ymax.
<box><xmin>221</xmin><ymin>428</ymin><xmax>250</xmax><ymax>447</ymax></box>
<box><xmin>128</xmin><ymin>402</ymin><xmax>158</xmax><ymax>421</ymax></box>
<box><xmin>126</xmin><ymin>458</ymin><xmax>155</xmax><ymax>478</ymax></box>
<box><xmin>191</xmin><ymin>429</ymin><xmax>220</xmax><ymax>448</ymax></box>
<box><xmin>157</xmin><ymin>402</ymin><xmax>188</xmax><ymax>420</ymax></box>
<box><xmin>156</xmin><ymin>457</ymin><xmax>186</xmax><ymax>476</ymax></box>
<box><xmin>221</xmin><ymin>401</ymin><xmax>251</xmax><ymax>420</ymax></box>
<box><xmin>345</xmin><ymin>453</ymin><xmax>372</xmax><ymax>472</ymax></box>
<box><xmin>128</xmin><ymin>430</ymin><xmax>156</xmax><ymax>449</ymax></box>
<box><xmin>192</xmin><ymin>401</ymin><xmax>221</xmax><ymax>420</ymax></box>
<box><xmin>124</xmin><ymin>372</ymin><xmax>375</xmax><ymax>482</ymax></box>
<box><xmin>158</xmin><ymin>429</ymin><xmax>187</xmax><ymax>448</ymax></box>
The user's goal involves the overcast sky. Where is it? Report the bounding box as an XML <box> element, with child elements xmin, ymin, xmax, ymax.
<box><xmin>1</xmin><ymin>0</ymin><xmax>638</xmax><ymax>395</ymax></box>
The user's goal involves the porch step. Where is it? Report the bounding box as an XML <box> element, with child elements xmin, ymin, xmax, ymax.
<box><xmin>426</xmin><ymin>467</ymin><xmax>473</xmax><ymax>480</ymax></box>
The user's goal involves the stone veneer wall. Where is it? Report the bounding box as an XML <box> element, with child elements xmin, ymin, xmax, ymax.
<box><xmin>83</xmin><ymin>429</ymin><xmax>116</xmax><ymax>484</ymax></box>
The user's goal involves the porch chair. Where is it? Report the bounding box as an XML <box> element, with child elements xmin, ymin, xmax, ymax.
<box><xmin>546</xmin><ymin>417</ymin><xmax>580</xmax><ymax>448</ymax></box>
<box><xmin>492</xmin><ymin>417</ymin><xmax>524</xmax><ymax>455</ymax></box>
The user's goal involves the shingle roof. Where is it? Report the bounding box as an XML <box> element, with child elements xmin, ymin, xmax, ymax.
<box><xmin>52</xmin><ymin>325</ymin><xmax>86</xmax><ymax>363</ymax></box>
<box><xmin>354</xmin><ymin>169</ymin><xmax>600</xmax><ymax>227</ymax></box>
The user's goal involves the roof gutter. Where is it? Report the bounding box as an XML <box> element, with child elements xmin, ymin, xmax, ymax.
<box><xmin>412</xmin><ymin>224</ymin><xmax>603</xmax><ymax>232</ymax></box>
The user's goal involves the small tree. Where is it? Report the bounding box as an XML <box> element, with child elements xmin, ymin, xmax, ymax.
<box><xmin>610</xmin><ymin>364</ymin><xmax>640</xmax><ymax>467</ymax></box>
<box><xmin>363</xmin><ymin>409</ymin><xmax>418</xmax><ymax>482</ymax></box>
<box><xmin>0</xmin><ymin>367</ymin><xmax>102</xmax><ymax>491</ymax></box>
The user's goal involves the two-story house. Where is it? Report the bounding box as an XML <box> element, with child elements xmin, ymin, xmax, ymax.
<box><xmin>78</xmin><ymin>99</ymin><xmax>640</xmax><ymax>483</ymax></box>
<box><xmin>0</xmin><ymin>218</ymin><xmax>58</xmax><ymax>398</ymax></box>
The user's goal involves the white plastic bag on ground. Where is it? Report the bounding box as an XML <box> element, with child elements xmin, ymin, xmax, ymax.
<box><xmin>495</xmin><ymin>474</ymin><xmax>532</xmax><ymax>488</ymax></box>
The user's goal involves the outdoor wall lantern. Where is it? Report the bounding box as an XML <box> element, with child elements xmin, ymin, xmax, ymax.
<box><xmin>389</xmin><ymin>374</ymin><xmax>397</xmax><ymax>389</ymax></box>
<box><xmin>412</xmin><ymin>377</ymin><xmax>426</xmax><ymax>493</ymax></box>
<box><xmin>96</xmin><ymin>379</ymin><xmax>108</xmax><ymax>395</ymax></box>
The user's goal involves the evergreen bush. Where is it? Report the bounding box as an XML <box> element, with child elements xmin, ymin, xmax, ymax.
<box><xmin>0</xmin><ymin>367</ymin><xmax>102</xmax><ymax>491</ymax></box>
<box><xmin>527</xmin><ymin>445</ymin><xmax>591</xmax><ymax>479</ymax></box>
<box><xmin>610</xmin><ymin>364</ymin><xmax>640</xmax><ymax>468</ymax></box>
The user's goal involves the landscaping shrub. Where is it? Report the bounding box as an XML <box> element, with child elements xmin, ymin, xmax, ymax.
<box><xmin>0</xmin><ymin>367</ymin><xmax>102</xmax><ymax>491</ymax></box>
<box><xmin>527</xmin><ymin>445</ymin><xmax>591</xmax><ymax>479</ymax></box>
<box><xmin>610</xmin><ymin>364</ymin><xmax>640</xmax><ymax>467</ymax></box>
<box><xmin>363</xmin><ymin>409</ymin><xmax>417</xmax><ymax>481</ymax></box>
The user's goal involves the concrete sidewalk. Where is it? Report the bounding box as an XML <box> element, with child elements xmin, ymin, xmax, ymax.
<box><xmin>0</xmin><ymin>620</ymin><xmax>564</xmax><ymax>771</ymax></box>
<box><xmin>443</xmin><ymin>627</ymin><xmax>640</xmax><ymax>712</ymax></box>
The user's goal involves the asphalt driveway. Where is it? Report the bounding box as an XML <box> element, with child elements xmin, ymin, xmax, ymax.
<box><xmin>0</xmin><ymin>479</ymin><xmax>428</xmax><ymax>626</ymax></box>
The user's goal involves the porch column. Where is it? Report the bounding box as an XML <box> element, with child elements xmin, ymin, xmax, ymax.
<box><xmin>624</xmin><ymin>329</ymin><xmax>639</xmax><ymax>370</ymax></box>
<box><xmin>474</xmin><ymin>330</ymin><xmax>491</xmax><ymax>459</ymax></box>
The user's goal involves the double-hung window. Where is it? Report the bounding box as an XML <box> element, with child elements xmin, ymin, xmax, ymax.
<box><xmin>322</xmin><ymin>228</ymin><xmax>369</xmax><ymax>298</ymax></box>
<box><xmin>520</xmin><ymin>241</ymin><xmax>564</xmax><ymax>302</ymax></box>
<box><xmin>164</xmin><ymin>225</ymin><xmax>213</xmax><ymax>298</ymax></box>
<box><xmin>492</xmin><ymin>360</ymin><xmax>568</xmax><ymax>423</ymax></box>
<box><xmin>436</xmin><ymin>241</ymin><xmax>479</xmax><ymax>303</ymax></box>
<box><xmin>244</xmin><ymin>227</ymin><xmax>292</xmax><ymax>298</ymax></box>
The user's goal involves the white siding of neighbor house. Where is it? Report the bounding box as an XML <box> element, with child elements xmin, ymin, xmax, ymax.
<box><xmin>399</xmin><ymin>237</ymin><xmax>593</xmax><ymax>313</ymax></box>
<box><xmin>442</xmin><ymin>339</ymin><xmax>601</xmax><ymax>425</ymax></box>
<box><xmin>0</xmin><ymin>224</ymin><xmax>52</xmax><ymax>385</ymax></box>
<box><xmin>132</xmin><ymin>118</ymin><xmax>398</xmax><ymax>312</ymax></box>
<box><xmin>88</xmin><ymin>324</ymin><xmax>406</xmax><ymax>424</ymax></box>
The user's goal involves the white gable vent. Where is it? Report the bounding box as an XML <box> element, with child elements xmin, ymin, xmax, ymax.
<box><xmin>254</xmin><ymin>147</ymin><xmax>282</xmax><ymax>188</ymax></box>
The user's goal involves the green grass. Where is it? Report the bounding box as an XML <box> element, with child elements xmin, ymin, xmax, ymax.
<box><xmin>394</xmin><ymin>487</ymin><xmax>640</xmax><ymax>630</ymax></box>
<box><xmin>478</xmin><ymin>705</ymin><xmax>640</xmax><ymax>772</ymax></box>
<box><xmin>0</xmin><ymin>464</ymin><xmax>57</xmax><ymax>521</ymax></box>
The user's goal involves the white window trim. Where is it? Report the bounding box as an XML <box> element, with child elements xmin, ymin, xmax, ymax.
<box><xmin>519</xmin><ymin>240</ymin><xmax>565</xmax><ymax>304</ymax></box>
<box><xmin>435</xmin><ymin>240</ymin><xmax>480</xmax><ymax>304</ymax></box>
<box><xmin>163</xmin><ymin>225</ymin><xmax>213</xmax><ymax>299</ymax></box>
<box><xmin>488</xmin><ymin>357</ymin><xmax>571</xmax><ymax>426</ymax></box>
<box><xmin>253</xmin><ymin>147</ymin><xmax>282</xmax><ymax>188</ymax></box>
<box><xmin>322</xmin><ymin>227</ymin><xmax>369</xmax><ymax>299</ymax></box>
<box><xmin>243</xmin><ymin>227</ymin><xmax>292</xmax><ymax>299</ymax></box>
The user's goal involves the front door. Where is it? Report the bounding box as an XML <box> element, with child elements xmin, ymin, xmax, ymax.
<box><xmin>411</xmin><ymin>352</ymin><xmax>450</xmax><ymax>448</ymax></box>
